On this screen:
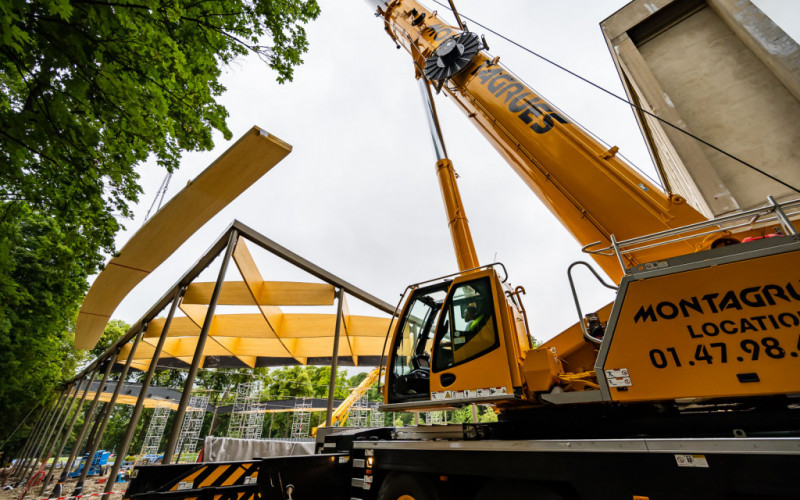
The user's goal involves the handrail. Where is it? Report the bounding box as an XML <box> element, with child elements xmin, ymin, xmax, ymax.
<box><xmin>583</xmin><ymin>197</ymin><xmax>800</xmax><ymax>261</ymax></box>
<box><xmin>567</xmin><ymin>262</ymin><xmax>618</xmax><ymax>344</ymax></box>
<box><xmin>378</xmin><ymin>286</ymin><xmax>414</xmax><ymax>392</ymax></box>
<box><xmin>405</xmin><ymin>262</ymin><xmax>510</xmax><ymax>289</ymax></box>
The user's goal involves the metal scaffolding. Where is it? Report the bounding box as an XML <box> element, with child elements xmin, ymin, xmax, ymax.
<box><xmin>290</xmin><ymin>398</ymin><xmax>312</xmax><ymax>439</ymax></box>
<box><xmin>370</xmin><ymin>406</ymin><xmax>385</xmax><ymax>427</ymax></box>
<box><xmin>138</xmin><ymin>404</ymin><xmax>170</xmax><ymax>462</ymax></box>
<box><xmin>349</xmin><ymin>395</ymin><xmax>372</xmax><ymax>428</ymax></box>
<box><xmin>175</xmin><ymin>394</ymin><xmax>209</xmax><ymax>460</ymax></box>
<box><xmin>425</xmin><ymin>411</ymin><xmax>445</xmax><ymax>425</ymax></box>
<box><xmin>228</xmin><ymin>382</ymin><xmax>265</xmax><ymax>439</ymax></box>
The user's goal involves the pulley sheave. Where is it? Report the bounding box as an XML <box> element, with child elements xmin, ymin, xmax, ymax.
<box><xmin>423</xmin><ymin>32</ymin><xmax>481</xmax><ymax>82</ymax></box>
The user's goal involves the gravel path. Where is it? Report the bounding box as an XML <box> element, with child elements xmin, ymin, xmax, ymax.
<box><xmin>1</xmin><ymin>476</ymin><xmax>128</xmax><ymax>500</ymax></box>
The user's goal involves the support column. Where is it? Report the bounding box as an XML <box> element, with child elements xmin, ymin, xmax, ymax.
<box><xmin>325</xmin><ymin>288</ymin><xmax>346</xmax><ymax>427</ymax></box>
<box><xmin>163</xmin><ymin>230</ymin><xmax>238</xmax><ymax>464</ymax></box>
<box><xmin>72</xmin><ymin>330</ymin><xmax>143</xmax><ymax>495</ymax></box>
<box><xmin>8</xmin><ymin>404</ymin><xmax>43</xmax><ymax>482</ymax></box>
<box><xmin>40</xmin><ymin>373</ymin><xmax>94</xmax><ymax>497</ymax></box>
<box><xmin>104</xmin><ymin>289</ymin><xmax>183</xmax><ymax>496</ymax></box>
<box><xmin>0</xmin><ymin>404</ymin><xmax>39</xmax><ymax>485</ymax></box>
<box><xmin>207</xmin><ymin>382</ymin><xmax>233</xmax><ymax>439</ymax></box>
<box><xmin>11</xmin><ymin>400</ymin><xmax>50</xmax><ymax>484</ymax></box>
<box><xmin>16</xmin><ymin>390</ymin><xmax>63</xmax><ymax>485</ymax></box>
<box><xmin>38</xmin><ymin>383</ymin><xmax>81</xmax><ymax>471</ymax></box>
<box><xmin>81</xmin><ymin>406</ymin><xmax>105</xmax><ymax>461</ymax></box>
<box><xmin>20</xmin><ymin>386</ymin><xmax>72</xmax><ymax>485</ymax></box>
<box><xmin>52</xmin><ymin>354</ymin><xmax>115</xmax><ymax>497</ymax></box>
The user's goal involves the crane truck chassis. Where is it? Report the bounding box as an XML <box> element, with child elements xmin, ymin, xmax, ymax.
<box><xmin>124</xmin><ymin>414</ymin><xmax>800</xmax><ymax>499</ymax></box>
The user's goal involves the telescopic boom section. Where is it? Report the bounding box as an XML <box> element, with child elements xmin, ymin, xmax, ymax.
<box><xmin>418</xmin><ymin>77</ymin><xmax>480</xmax><ymax>272</ymax></box>
<box><xmin>370</xmin><ymin>0</ymin><xmax>706</xmax><ymax>283</ymax></box>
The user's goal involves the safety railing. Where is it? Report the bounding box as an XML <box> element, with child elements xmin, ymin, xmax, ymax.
<box><xmin>582</xmin><ymin>196</ymin><xmax>800</xmax><ymax>274</ymax></box>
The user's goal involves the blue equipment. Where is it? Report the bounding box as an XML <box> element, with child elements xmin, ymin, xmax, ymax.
<box><xmin>67</xmin><ymin>450</ymin><xmax>110</xmax><ymax>478</ymax></box>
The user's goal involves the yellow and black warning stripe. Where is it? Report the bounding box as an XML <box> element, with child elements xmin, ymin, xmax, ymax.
<box><xmin>126</xmin><ymin>461</ymin><xmax>262</xmax><ymax>500</ymax></box>
<box><xmin>167</xmin><ymin>462</ymin><xmax>258</xmax><ymax>491</ymax></box>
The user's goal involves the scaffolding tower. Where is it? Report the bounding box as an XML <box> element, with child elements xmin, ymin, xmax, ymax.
<box><xmin>425</xmin><ymin>411</ymin><xmax>445</xmax><ymax>425</ymax></box>
<box><xmin>228</xmin><ymin>382</ymin><xmax>265</xmax><ymax>439</ymax></box>
<box><xmin>290</xmin><ymin>398</ymin><xmax>312</xmax><ymax>439</ymax></box>
<box><xmin>175</xmin><ymin>394</ymin><xmax>209</xmax><ymax>459</ymax></box>
<box><xmin>138</xmin><ymin>404</ymin><xmax>170</xmax><ymax>463</ymax></box>
<box><xmin>370</xmin><ymin>405</ymin><xmax>384</xmax><ymax>427</ymax></box>
<box><xmin>349</xmin><ymin>394</ymin><xmax>372</xmax><ymax>428</ymax></box>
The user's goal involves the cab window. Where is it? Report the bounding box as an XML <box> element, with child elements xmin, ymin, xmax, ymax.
<box><xmin>388</xmin><ymin>284</ymin><xmax>448</xmax><ymax>401</ymax></box>
<box><xmin>432</xmin><ymin>277</ymin><xmax>498</xmax><ymax>372</ymax></box>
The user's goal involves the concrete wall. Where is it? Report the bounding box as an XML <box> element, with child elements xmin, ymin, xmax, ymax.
<box><xmin>601</xmin><ymin>0</ymin><xmax>800</xmax><ymax>217</ymax></box>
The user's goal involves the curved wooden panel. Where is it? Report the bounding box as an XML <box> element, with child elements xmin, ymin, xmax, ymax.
<box><xmin>75</xmin><ymin>127</ymin><xmax>292</xmax><ymax>349</ymax></box>
<box><xmin>115</xmin><ymin>312</ymin><xmax>391</xmax><ymax>369</ymax></box>
<box><xmin>182</xmin><ymin>281</ymin><xmax>335</xmax><ymax>306</ymax></box>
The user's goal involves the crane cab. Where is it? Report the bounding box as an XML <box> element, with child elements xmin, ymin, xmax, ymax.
<box><xmin>383</xmin><ymin>266</ymin><xmax>533</xmax><ymax>411</ymax></box>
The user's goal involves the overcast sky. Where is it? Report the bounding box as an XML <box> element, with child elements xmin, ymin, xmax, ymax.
<box><xmin>104</xmin><ymin>0</ymin><xmax>799</xmax><ymax>351</ymax></box>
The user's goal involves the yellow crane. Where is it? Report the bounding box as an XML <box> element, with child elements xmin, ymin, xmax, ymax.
<box><xmin>314</xmin><ymin>367</ymin><xmax>382</xmax><ymax>436</ymax></box>
<box><xmin>373</xmin><ymin>0</ymin><xmax>800</xmax><ymax>412</ymax></box>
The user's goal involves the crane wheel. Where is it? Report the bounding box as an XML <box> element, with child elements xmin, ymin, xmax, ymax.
<box><xmin>475</xmin><ymin>479</ymin><xmax>566</xmax><ymax>499</ymax></box>
<box><xmin>376</xmin><ymin>472</ymin><xmax>441</xmax><ymax>500</ymax></box>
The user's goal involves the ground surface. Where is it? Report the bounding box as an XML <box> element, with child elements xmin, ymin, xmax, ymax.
<box><xmin>1</xmin><ymin>477</ymin><xmax>127</xmax><ymax>500</ymax></box>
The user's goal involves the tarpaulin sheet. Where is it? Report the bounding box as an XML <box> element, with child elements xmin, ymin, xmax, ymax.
<box><xmin>203</xmin><ymin>436</ymin><xmax>315</xmax><ymax>462</ymax></box>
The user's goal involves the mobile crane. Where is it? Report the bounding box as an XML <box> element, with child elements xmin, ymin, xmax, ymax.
<box><xmin>373</xmin><ymin>0</ymin><xmax>800</xmax><ymax>415</ymax></box>
<box><xmin>123</xmin><ymin>1</ymin><xmax>800</xmax><ymax>499</ymax></box>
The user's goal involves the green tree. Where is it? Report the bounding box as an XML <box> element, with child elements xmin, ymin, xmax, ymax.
<box><xmin>254</xmin><ymin>366</ymin><xmax>355</xmax><ymax>437</ymax></box>
<box><xmin>1</xmin><ymin>0</ymin><xmax>321</xmax><ymax>238</ymax></box>
<box><xmin>306</xmin><ymin>366</ymin><xmax>350</xmax><ymax>399</ymax></box>
<box><xmin>88</xmin><ymin>318</ymin><xmax>129</xmax><ymax>361</ymax></box>
<box><xmin>98</xmin><ymin>404</ymin><xmax>133</xmax><ymax>453</ymax></box>
<box><xmin>0</xmin><ymin>0</ymin><xmax>319</xmax><ymax>455</ymax></box>
<box><xmin>0</xmin><ymin>207</ymin><xmax>92</xmax><ymax>452</ymax></box>
<box><xmin>261</xmin><ymin>366</ymin><xmax>315</xmax><ymax>400</ymax></box>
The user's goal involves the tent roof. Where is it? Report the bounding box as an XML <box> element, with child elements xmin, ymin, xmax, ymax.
<box><xmin>215</xmin><ymin>398</ymin><xmax>348</xmax><ymax>414</ymax></box>
<box><xmin>82</xmin><ymin>380</ymin><xmax>188</xmax><ymax>411</ymax></box>
<box><xmin>81</xmin><ymin>381</ymin><xmax>347</xmax><ymax>413</ymax></box>
<box><xmin>115</xmin><ymin>238</ymin><xmax>392</xmax><ymax>370</ymax></box>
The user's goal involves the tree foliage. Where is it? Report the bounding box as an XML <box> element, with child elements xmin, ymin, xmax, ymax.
<box><xmin>0</xmin><ymin>206</ymin><xmax>92</xmax><ymax>449</ymax></box>
<box><xmin>0</xmin><ymin>0</ymin><xmax>319</xmax><ymax>456</ymax></box>
<box><xmin>88</xmin><ymin>318</ymin><xmax>129</xmax><ymax>360</ymax></box>
<box><xmin>1</xmin><ymin>0</ymin><xmax>321</xmax><ymax>237</ymax></box>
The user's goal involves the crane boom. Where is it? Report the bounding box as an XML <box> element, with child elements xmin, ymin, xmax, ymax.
<box><xmin>370</xmin><ymin>0</ymin><xmax>707</xmax><ymax>282</ymax></box>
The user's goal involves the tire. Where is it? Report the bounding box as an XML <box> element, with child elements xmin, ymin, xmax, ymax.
<box><xmin>377</xmin><ymin>472</ymin><xmax>441</xmax><ymax>500</ymax></box>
